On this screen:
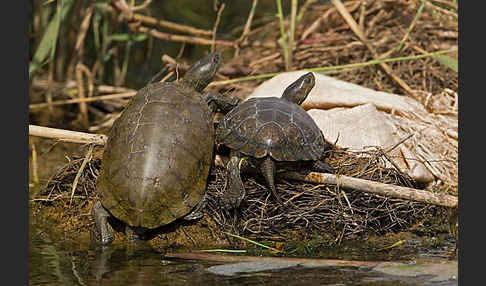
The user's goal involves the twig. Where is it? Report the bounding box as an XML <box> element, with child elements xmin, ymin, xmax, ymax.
<box><xmin>211</xmin><ymin>2</ymin><xmax>226</xmax><ymax>52</ymax></box>
<box><xmin>234</xmin><ymin>0</ymin><xmax>258</xmax><ymax>57</ymax></box>
<box><xmin>29</xmin><ymin>125</ymin><xmax>108</xmax><ymax>145</ymax></box>
<box><xmin>281</xmin><ymin>171</ymin><xmax>457</xmax><ymax>208</ymax></box>
<box><xmin>70</xmin><ymin>144</ymin><xmax>94</xmax><ymax>205</ymax></box>
<box><xmin>29</xmin><ymin>91</ymin><xmax>136</xmax><ymax>110</ymax></box>
<box><xmin>137</xmin><ymin>26</ymin><xmax>234</xmax><ymax>47</ymax></box>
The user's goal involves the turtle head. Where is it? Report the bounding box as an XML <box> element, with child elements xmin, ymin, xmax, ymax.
<box><xmin>281</xmin><ymin>72</ymin><xmax>315</xmax><ymax>105</ymax></box>
<box><xmin>181</xmin><ymin>51</ymin><xmax>221</xmax><ymax>92</ymax></box>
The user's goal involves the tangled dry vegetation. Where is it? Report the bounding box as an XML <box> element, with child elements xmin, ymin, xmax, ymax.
<box><xmin>34</xmin><ymin>143</ymin><xmax>438</xmax><ymax>246</ymax></box>
<box><xmin>30</xmin><ymin>0</ymin><xmax>457</xmax><ymax>245</ymax></box>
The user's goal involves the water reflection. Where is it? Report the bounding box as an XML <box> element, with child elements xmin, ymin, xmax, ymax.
<box><xmin>30</xmin><ymin>218</ymin><xmax>457</xmax><ymax>286</ymax></box>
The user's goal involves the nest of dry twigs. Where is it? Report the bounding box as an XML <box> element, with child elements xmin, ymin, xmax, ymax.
<box><xmin>37</xmin><ymin>145</ymin><xmax>435</xmax><ymax>241</ymax></box>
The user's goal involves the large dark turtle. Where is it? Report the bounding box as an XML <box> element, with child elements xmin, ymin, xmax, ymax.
<box><xmin>92</xmin><ymin>52</ymin><xmax>239</xmax><ymax>245</ymax></box>
<box><xmin>215</xmin><ymin>72</ymin><xmax>333</xmax><ymax>209</ymax></box>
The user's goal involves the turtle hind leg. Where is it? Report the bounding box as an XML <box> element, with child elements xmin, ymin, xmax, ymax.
<box><xmin>221</xmin><ymin>151</ymin><xmax>246</xmax><ymax>209</ymax></box>
<box><xmin>91</xmin><ymin>201</ymin><xmax>115</xmax><ymax>245</ymax></box>
<box><xmin>183</xmin><ymin>191</ymin><xmax>207</xmax><ymax>221</ymax></box>
<box><xmin>260</xmin><ymin>156</ymin><xmax>284</xmax><ymax>206</ymax></box>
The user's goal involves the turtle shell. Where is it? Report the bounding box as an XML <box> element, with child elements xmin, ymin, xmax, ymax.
<box><xmin>216</xmin><ymin>97</ymin><xmax>327</xmax><ymax>161</ymax></box>
<box><xmin>96</xmin><ymin>82</ymin><xmax>213</xmax><ymax>229</ymax></box>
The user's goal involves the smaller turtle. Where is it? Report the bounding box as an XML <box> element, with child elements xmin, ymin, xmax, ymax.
<box><xmin>216</xmin><ymin>72</ymin><xmax>334</xmax><ymax>209</ymax></box>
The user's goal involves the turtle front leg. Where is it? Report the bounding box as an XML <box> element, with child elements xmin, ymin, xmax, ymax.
<box><xmin>260</xmin><ymin>156</ymin><xmax>284</xmax><ymax>205</ymax></box>
<box><xmin>91</xmin><ymin>201</ymin><xmax>115</xmax><ymax>245</ymax></box>
<box><xmin>203</xmin><ymin>91</ymin><xmax>241</xmax><ymax>114</ymax></box>
<box><xmin>221</xmin><ymin>150</ymin><xmax>246</xmax><ymax>209</ymax></box>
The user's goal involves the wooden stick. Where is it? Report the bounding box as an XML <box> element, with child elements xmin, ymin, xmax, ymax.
<box><xmin>29</xmin><ymin>125</ymin><xmax>108</xmax><ymax>145</ymax></box>
<box><xmin>281</xmin><ymin>171</ymin><xmax>457</xmax><ymax>208</ymax></box>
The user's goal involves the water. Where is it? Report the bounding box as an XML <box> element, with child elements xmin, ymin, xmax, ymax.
<box><xmin>30</xmin><ymin>220</ymin><xmax>458</xmax><ymax>286</ymax></box>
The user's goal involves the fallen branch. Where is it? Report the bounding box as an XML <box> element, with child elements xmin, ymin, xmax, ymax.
<box><xmin>282</xmin><ymin>171</ymin><xmax>457</xmax><ymax>208</ymax></box>
<box><xmin>29</xmin><ymin>125</ymin><xmax>107</xmax><ymax>145</ymax></box>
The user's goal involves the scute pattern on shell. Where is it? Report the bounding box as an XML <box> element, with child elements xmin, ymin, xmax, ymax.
<box><xmin>97</xmin><ymin>82</ymin><xmax>213</xmax><ymax>229</ymax></box>
<box><xmin>217</xmin><ymin>97</ymin><xmax>327</xmax><ymax>161</ymax></box>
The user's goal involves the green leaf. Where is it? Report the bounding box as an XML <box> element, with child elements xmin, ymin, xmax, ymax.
<box><xmin>109</xmin><ymin>34</ymin><xmax>131</xmax><ymax>42</ymax></box>
<box><xmin>432</xmin><ymin>54</ymin><xmax>458</xmax><ymax>72</ymax></box>
<box><xmin>109</xmin><ymin>33</ymin><xmax>147</xmax><ymax>42</ymax></box>
<box><xmin>29</xmin><ymin>0</ymin><xmax>74</xmax><ymax>76</ymax></box>
<box><xmin>133</xmin><ymin>34</ymin><xmax>147</xmax><ymax>42</ymax></box>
